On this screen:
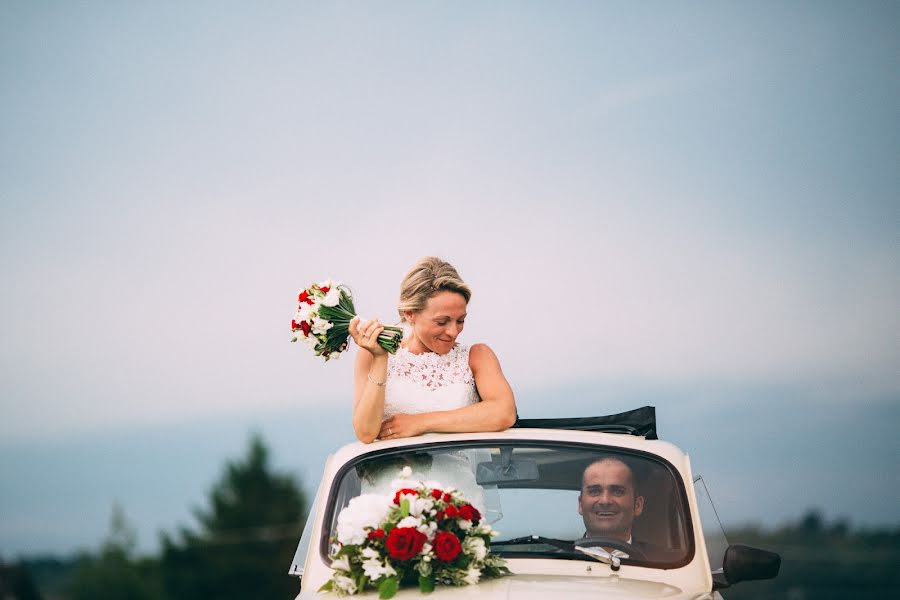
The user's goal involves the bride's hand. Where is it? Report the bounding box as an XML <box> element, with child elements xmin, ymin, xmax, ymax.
<box><xmin>379</xmin><ymin>414</ymin><xmax>424</xmax><ymax>440</ymax></box>
<box><xmin>349</xmin><ymin>316</ymin><xmax>387</xmax><ymax>356</ymax></box>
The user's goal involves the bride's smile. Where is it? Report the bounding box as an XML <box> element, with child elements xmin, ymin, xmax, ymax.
<box><xmin>406</xmin><ymin>291</ymin><xmax>468</xmax><ymax>355</ymax></box>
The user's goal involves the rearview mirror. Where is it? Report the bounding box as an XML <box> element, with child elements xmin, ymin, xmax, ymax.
<box><xmin>723</xmin><ymin>544</ymin><xmax>781</xmax><ymax>585</ymax></box>
<box><xmin>475</xmin><ymin>447</ymin><xmax>539</xmax><ymax>485</ymax></box>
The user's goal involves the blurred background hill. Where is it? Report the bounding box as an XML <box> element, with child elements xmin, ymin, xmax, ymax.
<box><xmin>4</xmin><ymin>432</ymin><xmax>899</xmax><ymax>600</ymax></box>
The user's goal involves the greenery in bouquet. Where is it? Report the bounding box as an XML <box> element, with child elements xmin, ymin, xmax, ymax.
<box><xmin>291</xmin><ymin>280</ymin><xmax>403</xmax><ymax>361</ymax></box>
<box><xmin>320</xmin><ymin>467</ymin><xmax>511</xmax><ymax>598</ymax></box>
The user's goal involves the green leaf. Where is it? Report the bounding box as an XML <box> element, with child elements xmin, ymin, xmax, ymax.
<box><xmin>378</xmin><ymin>576</ymin><xmax>399</xmax><ymax>599</ymax></box>
<box><xmin>418</xmin><ymin>575</ymin><xmax>435</xmax><ymax>594</ymax></box>
<box><xmin>400</xmin><ymin>498</ymin><xmax>410</xmax><ymax>517</ymax></box>
<box><xmin>318</xmin><ymin>580</ymin><xmax>334</xmax><ymax>592</ymax></box>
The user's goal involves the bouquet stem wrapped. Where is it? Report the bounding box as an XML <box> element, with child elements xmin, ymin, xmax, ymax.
<box><xmin>292</xmin><ymin>280</ymin><xmax>403</xmax><ymax>360</ymax></box>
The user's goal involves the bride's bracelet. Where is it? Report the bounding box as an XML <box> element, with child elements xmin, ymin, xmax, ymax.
<box><xmin>367</xmin><ymin>372</ymin><xmax>387</xmax><ymax>387</ymax></box>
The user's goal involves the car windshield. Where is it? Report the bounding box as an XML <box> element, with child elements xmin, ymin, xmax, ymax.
<box><xmin>323</xmin><ymin>441</ymin><xmax>693</xmax><ymax>569</ymax></box>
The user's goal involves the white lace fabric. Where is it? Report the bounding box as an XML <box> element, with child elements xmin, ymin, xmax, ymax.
<box><xmin>365</xmin><ymin>343</ymin><xmax>500</xmax><ymax>522</ymax></box>
<box><xmin>383</xmin><ymin>344</ymin><xmax>479</xmax><ymax>418</ymax></box>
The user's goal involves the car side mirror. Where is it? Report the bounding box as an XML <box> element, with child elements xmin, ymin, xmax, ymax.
<box><xmin>722</xmin><ymin>544</ymin><xmax>781</xmax><ymax>585</ymax></box>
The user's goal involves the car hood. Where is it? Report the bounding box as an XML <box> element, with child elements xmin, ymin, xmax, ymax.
<box><xmin>301</xmin><ymin>574</ymin><xmax>710</xmax><ymax>600</ymax></box>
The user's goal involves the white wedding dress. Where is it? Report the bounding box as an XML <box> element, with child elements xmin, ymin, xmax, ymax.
<box><xmin>360</xmin><ymin>344</ymin><xmax>500</xmax><ymax>521</ymax></box>
<box><xmin>383</xmin><ymin>343</ymin><xmax>480</xmax><ymax>418</ymax></box>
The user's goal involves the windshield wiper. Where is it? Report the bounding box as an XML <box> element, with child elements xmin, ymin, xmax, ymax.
<box><xmin>491</xmin><ymin>535</ymin><xmax>574</xmax><ymax>552</ymax></box>
<box><xmin>574</xmin><ymin>545</ymin><xmax>629</xmax><ymax>571</ymax></box>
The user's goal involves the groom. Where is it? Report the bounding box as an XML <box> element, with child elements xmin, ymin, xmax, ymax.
<box><xmin>577</xmin><ymin>456</ymin><xmax>649</xmax><ymax>549</ymax></box>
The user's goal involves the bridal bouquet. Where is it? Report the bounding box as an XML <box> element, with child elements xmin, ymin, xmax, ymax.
<box><xmin>320</xmin><ymin>467</ymin><xmax>510</xmax><ymax>598</ymax></box>
<box><xmin>291</xmin><ymin>280</ymin><xmax>403</xmax><ymax>361</ymax></box>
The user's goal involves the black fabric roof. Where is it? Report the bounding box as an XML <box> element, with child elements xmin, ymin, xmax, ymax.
<box><xmin>512</xmin><ymin>406</ymin><xmax>657</xmax><ymax>440</ymax></box>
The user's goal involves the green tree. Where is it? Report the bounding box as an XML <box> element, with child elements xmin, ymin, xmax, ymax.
<box><xmin>0</xmin><ymin>560</ymin><xmax>44</xmax><ymax>600</ymax></box>
<box><xmin>724</xmin><ymin>510</ymin><xmax>900</xmax><ymax>599</ymax></box>
<box><xmin>67</xmin><ymin>505</ymin><xmax>162</xmax><ymax>600</ymax></box>
<box><xmin>161</xmin><ymin>433</ymin><xmax>307</xmax><ymax>600</ymax></box>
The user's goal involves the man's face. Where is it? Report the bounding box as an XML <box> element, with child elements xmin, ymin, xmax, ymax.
<box><xmin>578</xmin><ymin>458</ymin><xmax>644</xmax><ymax>542</ymax></box>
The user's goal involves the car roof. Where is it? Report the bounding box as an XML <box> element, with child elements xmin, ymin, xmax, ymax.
<box><xmin>327</xmin><ymin>427</ymin><xmax>689</xmax><ymax>472</ymax></box>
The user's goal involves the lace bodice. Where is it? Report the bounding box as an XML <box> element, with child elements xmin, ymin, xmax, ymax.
<box><xmin>366</xmin><ymin>344</ymin><xmax>499</xmax><ymax>522</ymax></box>
<box><xmin>383</xmin><ymin>344</ymin><xmax>479</xmax><ymax>418</ymax></box>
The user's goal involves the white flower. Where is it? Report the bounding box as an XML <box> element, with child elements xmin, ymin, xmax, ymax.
<box><xmin>464</xmin><ymin>537</ymin><xmax>487</xmax><ymax>561</ymax></box>
<box><xmin>418</xmin><ymin>520</ymin><xmax>437</xmax><ymax>538</ymax></box>
<box><xmin>396</xmin><ymin>516</ymin><xmax>422</xmax><ymax>529</ymax></box>
<box><xmin>458</xmin><ymin>519</ymin><xmax>472</xmax><ymax>531</ymax></box>
<box><xmin>409</xmin><ymin>497</ymin><xmax>434</xmax><ymax>517</ymax></box>
<box><xmin>400</xmin><ymin>466</ymin><xmax>412</xmax><ymax>478</ymax></box>
<box><xmin>321</xmin><ymin>286</ymin><xmax>341</xmax><ymax>307</ymax></box>
<box><xmin>330</xmin><ymin>351</ymin><xmax>341</xmax><ymax>360</ymax></box>
<box><xmin>463</xmin><ymin>566</ymin><xmax>482</xmax><ymax>585</ymax></box>
<box><xmin>311</xmin><ymin>316</ymin><xmax>333</xmax><ymax>335</ymax></box>
<box><xmin>330</xmin><ymin>555</ymin><xmax>351</xmax><ymax>572</ymax></box>
<box><xmin>389</xmin><ymin>478</ymin><xmax>412</xmax><ymax>490</ymax></box>
<box><xmin>336</xmin><ymin>494</ymin><xmax>393</xmax><ymax>545</ymax></box>
<box><xmin>360</xmin><ymin>547</ymin><xmax>380</xmax><ymax>560</ymax></box>
<box><xmin>333</xmin><ymin>574</ymin><xmax>358</xmax><ymax>594</ymax></box>
<box><xmin>296</xmin><ymin>302</ymin><xmax>316</xmax><ymax>321</ymax></box>
<box><xmin>361</xmin><ymin>557</ymin><xmax>396</xmax><ymax>581</ymax></box>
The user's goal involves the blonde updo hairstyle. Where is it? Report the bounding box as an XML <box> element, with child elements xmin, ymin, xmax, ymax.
<box><xmin>397</xmin><ymin>257</ymin><xmax>472</xmax><ymax>323</ymax></box>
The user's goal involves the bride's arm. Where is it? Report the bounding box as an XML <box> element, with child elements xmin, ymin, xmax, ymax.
<box><xmin>351</xmin><ymin>318</ymin><xmax>389</xmax><ymax>444</ymax></box>
<box><xmin>378</xmin><ymin>343</ymin><xmax>516</xmax><ymax>438</ymax></box>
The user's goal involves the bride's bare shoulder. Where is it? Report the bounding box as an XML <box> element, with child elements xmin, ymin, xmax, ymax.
<box><xmin>468</xmin><ymin>343</ymin><xmax>501</xmax><ymax>370</ymax></box>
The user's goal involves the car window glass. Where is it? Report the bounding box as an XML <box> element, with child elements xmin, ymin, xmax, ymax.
<box><xmin>325</xmin><ymin>443</ymin><xmax>692</xmax><ymax>568</ymax></box>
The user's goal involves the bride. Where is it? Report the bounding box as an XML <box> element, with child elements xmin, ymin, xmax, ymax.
<box><xmin>349</xmin><ymin>256</ymin><xmax>517</xmax><ymax>443</ymax></box>
<box><xmin>348</xmin><ymin>257</ymin><xmax>517</xmax><ymax>513</ymax></box>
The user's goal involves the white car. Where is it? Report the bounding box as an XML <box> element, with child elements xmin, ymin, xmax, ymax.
<box><xmin>289</xmin><ymin>408</ymin><xmax>779</xmax><ymax>599</ymax></box>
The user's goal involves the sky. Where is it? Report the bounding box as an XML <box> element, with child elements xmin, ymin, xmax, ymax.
<box><xmin>1</xmin><ymin>1</ymin><xmax>898</xmax><ymax>557</ymax></box>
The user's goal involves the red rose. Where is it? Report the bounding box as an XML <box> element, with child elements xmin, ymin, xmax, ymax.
<box><xmin>431</xmin><ymin>489</ymin><xmax>443</xmax><ymax>499</ymax></box>
<box><xmin>393</xmin><ymin>488</ymin><xmax>419</xmax><ymax>505</ymax></box>
<box><xmin>435</xmin><ymin>509</ymin><xmax>445</xmax><ymax>521</ymax></box>
<box><xmin>444</xmin><ymin>504</ymin><xmax>459</xmax><ymax>519</ymax></box>
<box><xmin>433</xmin><ymin>531</ymin><xmax>462</xmax><ymax>562</ymax></box>
<box><xmin>299</xmin><ymin>320</ymin><xmax>311</xmax><ymax>336</ymax></box>
<box><xmin>298</xmin><ymin>290</ymin><xmax>314</xmax><ymax>305</ymax></box>
<box><xmin>368</xmin><ymin>529</ymin><xmax>385</xmax><ymax>541</ymax></box>
<box><xmin>442</xmin><ymin>493</ymin><xmax>452</xmax><ymax>502</ymax></box>
<box><xmin>385</xmin><ymin>527</ymin><xmax>426</xmax><ymax>561</ymax></box>
<box><xmin>458</xmin><ymin>504</ymin><xmax>481</xmax><ymax>522</ymax></box>
<box><xmin>320</xmin><ymin>286</ymin><xmax>330</xmax><ymax>293</ymax></box>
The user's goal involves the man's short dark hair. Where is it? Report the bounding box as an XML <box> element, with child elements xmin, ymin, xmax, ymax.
<box><xmin>581</xmin><ymin>455</ymin><xmax>642</xmax><ymax>496</ymax></box>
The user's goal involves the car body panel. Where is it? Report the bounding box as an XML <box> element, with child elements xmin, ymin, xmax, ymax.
<box><xmin>292</xmin><ymin>430</ymin><xmax>717</xmax><ymax>599</ymax></box>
